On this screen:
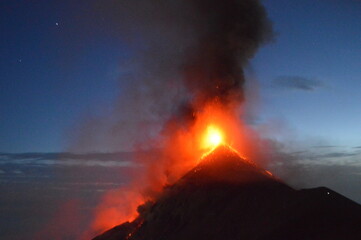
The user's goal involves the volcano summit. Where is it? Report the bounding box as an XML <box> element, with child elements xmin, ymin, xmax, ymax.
<box><xmin>93</xmin><ymin>146</ymin><xmax>361</xmax><ymax>240</ymax></box>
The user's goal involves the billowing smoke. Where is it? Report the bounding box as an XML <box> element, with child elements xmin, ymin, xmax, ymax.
<box><xmin>69</xmin><ymin>0</ymin><xmax>274</xmax><ymax>236</ymax></box>
<box><xmin>182</xmin><ymin>0</ymin><xmax>272</xmax><ymax>107</ymax></box>
<box><xmin>71</xmin><ymin>0</ymin><xmax>273</xmax><ymax>152</ymax></box>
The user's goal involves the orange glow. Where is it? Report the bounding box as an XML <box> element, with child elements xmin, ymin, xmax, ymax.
<box><xmin>90</xmin><ymin>188</ymin><xmax>144</xmax><ymax>235</ymax></box>
<box><xmin>88</xmin><ymin>100</ymin><xmax>274</xmax><ymax>235</ymax></box>
<box><xmin>158</xmin><ymin>101</ymin><xmax>251</xmax><ymax>170</ymax></box>
<box><xmin>202</xmin><ymin>125</ymin><xmax>223</xmax><ymax>150</ymax></box>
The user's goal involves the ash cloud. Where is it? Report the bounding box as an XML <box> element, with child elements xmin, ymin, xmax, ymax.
<box><xmin>69</xmin><ymin>0</ymin><xmax>273</xmax><ymax>152</ymax></box>
<box><xmin>67</xmin><ymin>1</ymin><xmax>275</xmax><ymax>234</ymax></box>
<box><xmin>181</xmin><ymin>0</ymin><xmax>273</xmax><ymax>106</ymax></box>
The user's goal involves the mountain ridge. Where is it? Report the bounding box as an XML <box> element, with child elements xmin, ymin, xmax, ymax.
<box><xmin>93</xmin><ymin>145</ymin><xmax>361</xmax><ymax>240</ymax></box>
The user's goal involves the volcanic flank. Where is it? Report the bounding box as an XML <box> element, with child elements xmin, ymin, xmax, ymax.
<box><xmin>93</xmin><ymin>146</ymin><xmax>361</xmax><ymax>240</ymax></box>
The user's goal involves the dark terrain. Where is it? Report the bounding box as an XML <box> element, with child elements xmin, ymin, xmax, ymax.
<box><xmin>94</xmin><ymin>146</ymin><xmax>361</xmax><ymax>240</ymax></box>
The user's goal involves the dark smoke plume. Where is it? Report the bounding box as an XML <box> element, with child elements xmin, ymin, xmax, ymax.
<box><xmin>70</xmin><ymin>0</ymin><xmax>273</xmax><ymax>153</ymax></box>
<box><xmin>182</xmin><ymin>0</ymin><xmax>273</xmax><ymax>107</ymax></box>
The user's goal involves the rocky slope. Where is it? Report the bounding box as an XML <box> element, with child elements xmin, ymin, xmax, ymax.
<box><xmin>93</xmin><ymin>145</ymin><xmax>361</xmax><ymax>240</ymax></box>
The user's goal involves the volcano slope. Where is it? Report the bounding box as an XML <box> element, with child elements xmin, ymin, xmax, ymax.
<box><xmin>93</xmin><ymin>145</ymin><xmax>361</xmax><ymax>240</ymax></box>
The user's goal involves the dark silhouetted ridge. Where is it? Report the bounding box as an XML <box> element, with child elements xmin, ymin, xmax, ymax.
<box><xmin>93</xmin><ymin>145</ymin><xmax>361</xmax><ymax>240</ymax></box>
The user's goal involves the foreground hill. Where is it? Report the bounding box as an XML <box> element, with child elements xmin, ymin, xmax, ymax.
<box><xmin>93</xmin><ymin>145</ymin><xmax>361</xmax><ymax>240</ymax></box>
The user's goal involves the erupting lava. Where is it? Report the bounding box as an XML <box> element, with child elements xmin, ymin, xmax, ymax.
<box><xmin>199</xmin><ymin>123</ymin><xmax>246</xmax><ymax>162</ymax></box>
<box><xmin>89</xmin><ymin>103</ymin><xmax>263</xmax><ymax>236</ymax></box>
<box><xmin>202</xmin><ymin>125</ymin><xmax>223</xmax><ymax>150</ymax></box>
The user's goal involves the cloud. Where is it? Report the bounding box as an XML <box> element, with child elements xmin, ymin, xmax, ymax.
<box><xmin>311</xmin><ymin>145</ymin><xmax>340</xmax><ymax>149</ymax></box>
<box><xmin>0</xmin><ymin>152</ymin><xmax>133</xmax><ymax>161</ymax></box>
<box><xmin>0</xmin><ymin>152</ymin><xmax>140</xmax><ymax>168</ymax></box>
<box><xmin>272</xmin><ymin>76</ymin><xmax>324</xmax><ymax>91</ymax></box>
<box><xmin>316</xmin><ymin>152</ymin><xmax>360</xmax><ymax>159</ymax></box>
<box><xmin>289</xmin><ymin>149</ymin><xmax>361</xmax><ymax>166</ymax></box>
<box><xmin>12</xmin><ymin>170</ymin><xmax>23</xmax><ymax>174</ymax></box>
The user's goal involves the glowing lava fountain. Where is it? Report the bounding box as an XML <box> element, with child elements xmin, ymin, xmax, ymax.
<box><xmin>202</xmin><ymin>125</ymin><xmax>223</xmax><ymax>150</ymax></box>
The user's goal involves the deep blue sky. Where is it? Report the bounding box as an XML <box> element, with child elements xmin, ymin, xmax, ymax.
<box><xmin>255</xmin><ymin>0</ymin><xmax>361</xmax><ymax>149</ymax></box>
<box><xmin>1</xmin><ymin>2</ymin><xmax>361</xmax><ymax>238</ymax></box>
<box><xmin>0</xmin><ymin>0</ymin><xmax>124</xmax><ymax>152</ymax></box>
<box><xmin>1</xmin><ymin>0</ymin><xmax>360</xmax><ymax>152</ymax></box>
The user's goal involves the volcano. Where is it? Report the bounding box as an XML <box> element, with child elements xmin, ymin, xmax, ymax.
<box><xmin>93</xmin><ymin>145</ymin><xmax>361</xmax><ymax>240</ymax></box>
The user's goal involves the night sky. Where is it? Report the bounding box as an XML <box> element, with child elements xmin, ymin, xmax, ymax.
<box><xmin>1</xmin><ymin>0</ymin><xmax>361</xmax><ymax>239</ymax></box>
<box><xmin>1</xmin><ymin>0</ymin><xmax>360</xmax><ymax>152</ymax></box>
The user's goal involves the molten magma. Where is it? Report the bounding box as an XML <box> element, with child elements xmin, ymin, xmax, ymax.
<box><xmin>159</xmin><ymin>101</ymin><xmax>251</xmax><ymax>172</ymax></box>
<box><xmin>202</xmin><ymin>125</ymin><xmax>223</xmax><ymax>150</ymax></box>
